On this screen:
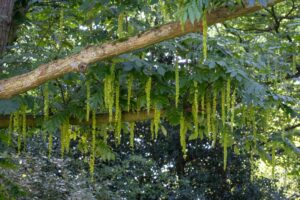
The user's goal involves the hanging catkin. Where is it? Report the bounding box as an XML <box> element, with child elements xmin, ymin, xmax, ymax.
<box><xmin>230</xmin><ymin>88</ymin><xmax>236</xmax><ymax>132</ymax></box>
<box><xmin>22</xmin><ymin>106</ymin><xmax>27</xmax><ymax>150</ymax></box>
<box><xmin>127</xmin><ymin>74</ymin><xmax>133</xmax><ymax>112</ymax></box>
<box><xmin>199</xmin><ymin>92</ymin><xmax>205</xmax><ymax>140</ymax></box>
<box><xmin>115</xmin><ymin>77</ymin><xmax>120</xmax><ymax>123</ymax></box>
<box><xmin>60</xmin><ymin>123</ymin><xmax>65</xmax><ymax>157</ymax></box>
<box><xmin>154</xmin><ymin>105</ymin><xmax>161</xmax><ymax>139</ymax></box>
<box><xmin>206</xmin><ymin>91</ymin><xmax>211</xmax><ymax>139</ymax></box>
<box><xmin>104</xmin><ymin>64</ymin><xmax>115</xmax><ymax>122</ymax></box>
<box><xmin>221</xmin><ymin>85</ymin><xmax>226</xmax><ymax>126</ymax></box>
<box><xmin>60</xmin><ymin>118</ymin><xmax>70</xmax><ymax>157</ymax></box>
<box><xmin>212</xmin><ymin>89</ymin><xmax>217</xmax><ymax>147</ymax></box>
<box><xmin>223</xmin><ymin>127</ymin><xmax>228</xmax><ymax>171</ymax></box>
<box><xmin>175</xmin><ymin>60</ymin><xmax>179</xmax><ymax>108</ymax></box>
<box><xmin>86</xmin><ymin>80</ymin><xmax>90</xmax><ymax>122</ymax></box>
<box><xmin>145</xmin><ymin>77</ymin><xmax>152</xmax><ymax>114</ymax></box>
<box><xmin>115</xmin><ymin>108</ymin><xmax>122</xmax><ymax>145</ymax></box>
<box><xmin>192</xmin><ymin>81</ymin><xmax>199</xmax><ymax>137</ymax></box>
<box><xmin>202</xmin><ymin>9</ymin><xmax>208</xmax><ymax>61</ymax></box>
<box><xmin>48</xmin><ymin>132</ymin><xmax>53</xmax><ymax>159</ymax></box>
<box><xmin>129</xmin><ymin>122</ymin><xmax>135</xmax><ymax>150</ymax></box>
<box><xmin>226</xmin><ymin>79</ymin><xmax>231</xmax><ymax>117</ymax></box>
<box><xmin>180</xmin><ymin>112</ymin><xmax>187</xmax><ymax>159</ymax></box>
<box><xmin>65</xmin><ymin>118</ymin><xmax>71</xmax><ymax>153</ymax></box>
<box><xmin>90</xmin><ymin>110</ymin><xmax>96</xmax><ymax>180</ymax></box>
<box><xmin>117</xmin><ymin>12</ymin><xmax>125</xmax><ymax>38</ymax></box>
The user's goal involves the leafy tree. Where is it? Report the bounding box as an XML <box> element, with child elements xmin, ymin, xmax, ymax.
<box><xmin>0</xmin><ymin>0</ymin><xmax>299</xmax><ymax>198</ymax></box>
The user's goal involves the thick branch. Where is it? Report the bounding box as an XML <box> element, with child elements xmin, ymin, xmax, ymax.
<box><xmin>0</xmin><ymin>0</ymin><xmax>283</xmax><ymax>99</ymax></box>
<box><xmin>0</xmin><ymin>110</ymin><xmax>166</xmax><ymax>128</ymax></box>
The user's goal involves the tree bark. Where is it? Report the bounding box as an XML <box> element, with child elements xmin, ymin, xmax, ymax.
<box><xmin>0</xmin><ymin>0</ymin><xmax>283</xmax><ymax>99</ymax></box>
<box><xmin>0</xmin><ymin>0</ymin><xmax>14</xmax><ymax>56</ymax></box>
<box><xmin>0</xmin><ymin>110</ymin><xmax>166</xmax><ymax>128</ymax></box>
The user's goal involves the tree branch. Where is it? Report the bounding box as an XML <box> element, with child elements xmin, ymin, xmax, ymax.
<box><xmin>0</xmin><ymin>110</ymin><xmax>165</xmax><ymax>128</ymax></box>
<box><xmin>0</xmin><ymin>0</ymin><xmax>284</xmax><ymax>99</ymax></box>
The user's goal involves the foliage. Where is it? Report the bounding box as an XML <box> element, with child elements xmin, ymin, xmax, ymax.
<box><xmin>0</xmin><ymin>0</ymin><xmax>299</xmax><ymax>198</ymax></box>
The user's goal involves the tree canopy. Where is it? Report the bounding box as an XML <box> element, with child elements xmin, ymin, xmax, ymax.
<box><xmin>0</xmin><ymin>0</ymin><xmax>299</xmax><ymax>198</ymax></box>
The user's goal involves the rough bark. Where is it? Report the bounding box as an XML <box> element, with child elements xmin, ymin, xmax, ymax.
<box><xmin>0</xmin><ymin>0</ymin><xmax>283</xmax><ymax>99</ymax></box>
<box><xmin>0</xmin><ymin>0</ymin><xmax>15</xmax><ymax>55</ymax></box>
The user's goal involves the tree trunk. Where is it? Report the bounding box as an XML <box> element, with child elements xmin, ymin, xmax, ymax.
<box><xmin>0</xmin><ymin>0</ymin><xmax>15</xmax><ymax>56</ymax></box>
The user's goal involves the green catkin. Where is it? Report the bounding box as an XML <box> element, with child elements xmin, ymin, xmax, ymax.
<box><xmin>60</xmin><ymin>124</ymin><xmax>65</xmax><ymax>157</ymax></box>
<box><xmin>150</xmin><ymin>120</ymin><xmax>154</xmax><ymax>140</ymax></box>
<box><xmin>272</xmin><ymin>143</ymin><xmax>275</xmax><ymax>179</ymax></box>
<box><xmin>145</xmin><ymin>77</ymin><xmax>152</xmax><ymax>114</ymax></box>
<box><xmin>212</xmin><ymin>89</ymin><xmax>217</xmax><ymax>147</ymax></box>
<box><xmin>44</xmin><ymin>82</ymin><xmax>49</xmax><ymax>121</ymax></box>
<box><xmin>86</xmin><ymin>80</ymin><xmax>90</xmax><ymax>122</ymax></box>
<box><xmin>221</xmin><ymin>85</ymin><xmax>226</xmax><ymax>126</ymax></box>
<box><xmin>226</xmin><ymin>79</ymin><xmax>231</xmax><ymax>118</ymax></box>
<box><xmin>114</xmin><ymin>76</ymin><xmax>122</xmax><ymax>145</ymax></box>
<box><xmin>154</xmin><ymin>105</ymin><xmax>161</xmax><ymax>139</ymax></box>
<box><xmin>22</xmin><ymin>106</ymin><xmax>26</xmax><ymax>151</ymax></box>
<box><xmin>202</xmin><ymin>9</ymin><xmax>208</xmax><ymax>61</ymax></box>
<box><xmin>159</xmin><ymin>0</ymin><xmax>168</xmax><ymax>20</ymax></box>
<box><xmin>115</xmin><ymin>78</ymin><xmax>120</xmax><ymax>123</ymax></box>
<box><xmin>90</xmin><ymin>110</ymin><xmax>96</xmax><ymax>180</ymax></box>
<box><xmin>104</xmin><ymin>65</ymin><xmax>115</xmax><ymax>122</ymax></box>
<box><xmin>180</xmin><ymin>112</ymin><xmax>187</xmax><ymax>159</ymax></box>
<box><xmin>223</xmin><ymin>127</ymin><xmax>228</xmax><ymax>171</ymax></box>
<box><xmin>8</xmin><ymin>114</ymin><xmax>13</xmax><ymax>146</ymax></box>
<box><xmin>115</xmin><ymin>108</ymin><xmax>122</xmax><ymax>145</ymax></box>
<box><xmin>127</xmin><ymin>74</ymin><xmax>133</xmax><ymax>112</ymax></box>
<box><xmin>108</xmin><ymin>77</ymin><xmax>114</xmax><ymax>122</ymax></box>
<box><xmin>60</xmin><ymin>118</ymin><xmax>70</xmax><ymax>157</ymax></box>
<box><xmin>230</xmin><ymin>88</ymin><xmax>236</xmax><ymax>132</ymax></box>
<box><xmin>48</xmin><ymin>133</ymin><xmax>53</xmax><ymax>159</ymax></box>
<box><xmin>192</xmin><ymin>81</ymin><xmax>199</xmax><ymax>137</ymax></box>
<box><xmin>175</xmin><ymin>60</ymin><xmax>179</xmax><ymax>108</ymax></box>
<box><xmin>117</xmin><ymin>12</ymin><xmax>124</xmax><ymax>38</ymax></box>
<box><xmin>200</xmin><ymin>93</ymin><xmax>205</xmax><ymax>140</ymax></box>
<box><xmin>129</xmin><ymin>122</ymin><xmax>135</xmax><ymax>150</ymax></box>
<box><xmin>206</xmin><ymin>91</ymin><xmax>211</xmax><ymax>139</ymax></box>
<box><xmin>65</xmin><ymin>118</ymin><xmax>71</xmax><ymax>153</ymax></box>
